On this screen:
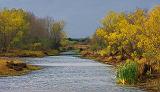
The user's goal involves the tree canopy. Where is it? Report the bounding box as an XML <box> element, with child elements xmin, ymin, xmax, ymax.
<box><xmin>91</xmin><ymin>6</ymin><xmax>160</xmax><ymax>63</ymax></box>
<box><xmin>0</xmin><ymin>8</ymin><xmax>66</xmax><ymax>52</ymax></box>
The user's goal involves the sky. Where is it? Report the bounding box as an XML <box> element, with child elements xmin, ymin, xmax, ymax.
<box><xmin>0</xmin><ymin>0</ymin><xmax>160</xmax><ymax>38</ymax></box>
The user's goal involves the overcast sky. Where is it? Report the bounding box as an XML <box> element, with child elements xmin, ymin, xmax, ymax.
<box><xmin>0</xmin><ymin>0</ymin><xmax>160</xmax><ymax>38</ymax></box>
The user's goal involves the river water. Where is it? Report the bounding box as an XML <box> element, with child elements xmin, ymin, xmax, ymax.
<box><xmin>0</xmin><ymin>53</ymin><xmax>144</xmax><ymax>92</ymax></box>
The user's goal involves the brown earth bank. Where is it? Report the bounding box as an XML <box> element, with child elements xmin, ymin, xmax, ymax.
<box><xmin>80</xmin><ymin>50</ymin><xmax>160</xmax><ymax>92</ymax></box>
<box><xmin>0</xmin><ymin>57</ymin><xmax>41</xmax><ymax>77</ymax></box>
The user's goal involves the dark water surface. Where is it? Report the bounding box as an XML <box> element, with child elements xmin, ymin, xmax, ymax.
<box><xmin>0</xmin><ymin>53</ymin><xmax>145</xmax><ymax>92</ymax></box>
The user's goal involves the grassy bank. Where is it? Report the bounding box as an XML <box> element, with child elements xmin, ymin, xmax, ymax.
<box><xmin>0</xmin><ymin>49</ymin><xmax>59</xmax><ymax>76</ymax></box>
<box><xmin>44</xmin><ymin>50</ymin><xmax>59</xmax><ymax>56</ymax></box>
<box><xmin>0</xmin><ymin>50</ymin><xmax>59</xmax><ymax>57</ymax></box>
<box><xmin>136</xmin><ymin>78</ymin><xmax>160</xmax><ymax>92</ymax></box>
<box><xmin>81</xmin><ymin>50</ymin><xmax>121</xmax><ymax>65</ymax></box>
<box><xmin>81</xmin><ymin>50</ymin><xmax>160</xmax><ymax>92</ymax></box>
<box><xmin>0</xmin><ymin>58</ymin><xmax>41</xmax><ymax>77</ymax></box>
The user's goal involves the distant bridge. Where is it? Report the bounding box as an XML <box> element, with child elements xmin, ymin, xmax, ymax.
<box><xmin>73</xmin><ymin>44</ymin><xmax>90</xmax><ymax>50</ymax></box>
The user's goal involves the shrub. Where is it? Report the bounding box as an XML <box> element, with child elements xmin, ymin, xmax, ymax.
<box><xmin>98</xmin><ymin>46</ymin><xmax>111</xmax><ymax>56</ymax></box>
<box><xmin>98</xmin><ymin>49</ymin><xmax>107</xmax><ymax>56</ymax></box>
<box><xmin>117</xmin><ymin>59</ymin><xmax>138</xmax><ymax>84</ymax></box>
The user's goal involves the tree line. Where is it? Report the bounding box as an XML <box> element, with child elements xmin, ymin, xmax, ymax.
<box><xmin>88</xmin><ymin>5</ymin><xmax>160</xmax><ymax>84</ymax></box>
<box><xmin>0</xmin><ymin>8</ymin><xmax>66</xmax><ymax>53</ymax></box>
<box><xmin>92</xmin><ymin>6</ymin><xmax>160</xmax><ymax>64</ymax></box>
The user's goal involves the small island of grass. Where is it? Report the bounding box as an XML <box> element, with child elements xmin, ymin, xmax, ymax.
<box><xmin>0</xmin><ymin>58</ymin><xmax>41</xmax><ymax>77</ymax></box>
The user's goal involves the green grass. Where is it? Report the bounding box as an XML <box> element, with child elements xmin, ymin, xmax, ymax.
<box><xmin>117</xmin><ymin>59</ymin><xmax>138</xmax><ymax>84</ymax></box>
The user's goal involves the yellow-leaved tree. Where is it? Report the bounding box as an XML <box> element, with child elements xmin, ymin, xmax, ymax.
<box><xmin>92</xmin><ymin>6</ymin><xmax>160</xmax><ymax>63</ymax></box>
<box><xmin>0</xmin><ymin>8</ymin><xmax>29</xmax><ymax>52</ymax></box>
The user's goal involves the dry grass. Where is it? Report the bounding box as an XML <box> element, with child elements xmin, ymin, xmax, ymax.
<box><xmin>137</xmin><ymin>77</ymin><xmax>160</xmax><ymax>92</ymax></box>
<box><xmin>0</xmin><ymin>50</ymin><xmax>46</xmax><ymax>57</ymax></box>
<box><xmin>44</xmin><ymin>49</ymin><xmax>59</xmax><ymax>56</ymax></box>
<box><xmin>0</xmin><ymin>58</ymin><xmax>41</xmax><ymax>77</ymax></box>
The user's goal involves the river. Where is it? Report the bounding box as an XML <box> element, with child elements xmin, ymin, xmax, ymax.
<box><xmin>0</xmin><ymin>52</ymin><xmax>144</xmax><ymax>92</ymax></box>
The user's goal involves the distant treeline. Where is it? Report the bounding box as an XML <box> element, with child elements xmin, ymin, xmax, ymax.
<box><xmin>0</xmin><ymin>8</ymin><xmax>66</xmax><ymax>52</ymax></box>
<box><xmin>67</xmin><ymin>37</ymin><xmax>90</xmax><ymax>44</ymax></box>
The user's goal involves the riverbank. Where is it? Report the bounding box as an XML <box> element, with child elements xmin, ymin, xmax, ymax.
<box><xmin>0</xmin><ymin>49</ymin><xmax>59</xmax><ymax>77</ymax></box>
<box><xmin>81</xmin><ymin>50</ymin><xmax>160</xmax><ymax>92</ymax></box>
<box><xmin>0</xmin><ymin>50</ymin><xmax>59</xmax><ymax>57</ymax></box>
<box><xmin>80</xmin><ymin>50</ymin><xmax>121</xmax><ymax>66</ymax></box>
<box><xmin>0</xmin><ymin>54</ymin><xmax>144</xmax><ymax>92</ymax></box>
<box><xmin>0</xmin><ymin>58</ymin><xmax>41</xmax><ymax>77</ymax></box>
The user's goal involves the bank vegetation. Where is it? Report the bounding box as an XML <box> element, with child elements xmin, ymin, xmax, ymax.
<box><xmin>0</xmin><ymin>8</ymin><xmax>67</xmax><ymax>57</ymax></box>
<box><xmin>81</xmin><ymin>5</ymin><xmax>160</xmax><ymax>91</ymax></box>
